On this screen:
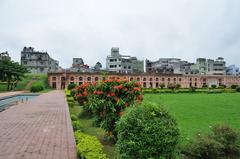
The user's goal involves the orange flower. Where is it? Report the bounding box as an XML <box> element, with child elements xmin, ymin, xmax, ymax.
<box><xmin>118</xmin><ymin>112</ymin><xmax>124</xmax><ymax>116</ymax></box>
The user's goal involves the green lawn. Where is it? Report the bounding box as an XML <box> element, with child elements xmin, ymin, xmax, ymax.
<box><xmin>144</xmin><ymin>93</ymin><xmax>240</xmax><ymax>143</ymax></box>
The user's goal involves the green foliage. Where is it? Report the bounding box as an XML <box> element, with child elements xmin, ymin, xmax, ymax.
<box><xmin>116</xmin><ymin>102</ymin><xmax>180</xmax><ymax>159</ymax></box>
<box><xmin>75</xmin><ymin>131</ymin><xmax>107</xmax><ymax>159</ymax></box>
<box><xmin>0</xmin><ymin>59</ymin><xmax>28</xmax><ymax>90</ymax></box>
<box><xmin>71</xmin><ymin>114</ymin><xmax>78</xmax><ymax>121</ymax></box>
<box><xmin>67</xmin><ymin>83</ymin><xmax>77</xmax><ymax>90</ymax></box>
<box><xmin>218</xmin><ymin>85</ymin><xmax>226</xmax><ymax>89</ymax></box>
<box><xmin>30</xmin><ymin>84</ymin><xmax>44</xmax><ymax>92</ymax></box>
<box><xmin>231</xmin><ymin>85</ymin><xmax>238</xmax><ymax>89</ymax></box>
<box><xmin>75</xmin><ymin>80</ymin><xmax>143</xmax><ymax>139</ymax></box>
<box><xmin>144</xmin><ymin>93</ymin><xmax>240</xmax><ymax>143</ymax></box>
<box><xmin>211</xmin><ymin>84</ymin><xmax>217</xmax><ymax>89</ymax></box>
<box><xmin>72</xmin><ymin>121</ymin><xmax>83</xmax><ymax>132</ymax></box>
<box><xmin>189</xmin><ymin>86</ymin><xmax>196</xmax><ymax>92</ymax></box>
<box><xmin>160</xmin><ymin>83</ymin><xmax>165</xmax><ymax>89</ymax></box>
<box><xmin>236</xmin><ymin>87</ymin><xmax>240</xmax><ymax>92</ymax></box>
<box><xmin>182</xmin><ymin>124</ymin><xmax>240</xmax><ymax>159</ymax></box>
<box><xmin>202</xmin><ymin>84</ymin><xmax>208</xmax><ymax>88</ymax></box>
<box><xmin>151</xmin><ymin>88</ymin><xmax>158</xmax><ymax>94</ymax></box>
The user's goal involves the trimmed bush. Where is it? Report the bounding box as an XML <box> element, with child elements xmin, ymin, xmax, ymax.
<box><xmin>67</xmin><ymin>83</ymin><xmax>77</xmax><ymax>90</ymax></box>
<box><xmin>211</xmin><ymin>84</ymin><xmax>217</xmax><ymax>89</ymax></box>
<box><xmin>236</xmin><ymin>87</ymin><xmax>240</xmax><ymax>92</ymax></box>
<box><xmin>30</xmin><ymin>84</ymin><xmax>44</xmax><ymax>92</ymax></box>
<box><xmin>231</xmin><ymin>85</ymin><xmax>238</xmax><ymax>89</ymax></box>
<box><xmin>182</xmin><ymin>124</ymin><xmax>240</xmax><ymax>159</ymax></box>
<box><xmin>75</xmin><ymin>131</ymin><xmax>107</xmax><ymax>159</ymax></box>
<box><xmin>72</xmin><ymin>121</ymin><xmax>83</xmax><ymax>131</ymax></box>
<box><xmin>116</xmin><ymin>102</ymin><xmax>180</xmax><ymax>159</ymax></box>
<box><xmin>71</xmin><ymin>114</ymin><xmax>78</xmax><ymax>121</ymax></box>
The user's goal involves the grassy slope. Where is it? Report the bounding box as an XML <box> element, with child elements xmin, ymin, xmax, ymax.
<box><xmin>144</xmin><ymin>93</ymin><xmax>240</xmax><ymax>143</ymax></box>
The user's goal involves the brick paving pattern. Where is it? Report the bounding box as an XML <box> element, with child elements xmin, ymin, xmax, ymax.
<box><xmin>0</xmin><ymin>91</ymin><xmax>77</xmax><ymax>159</ymax></box>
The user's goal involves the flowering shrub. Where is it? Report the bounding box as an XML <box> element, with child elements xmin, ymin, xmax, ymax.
<box><xmin>75</xmin><ymin>79</ymin><xmax>143</xmax><ymax>139</ymax></box>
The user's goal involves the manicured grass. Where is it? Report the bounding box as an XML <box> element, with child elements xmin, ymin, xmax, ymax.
<box><xmin>0</xmin><ymin>83</ymin><xmax>8</xmax><ymax>92</ymax></box>
<box><xmin>144</xmin><ymin>93</ymin><xmax>240</xmax><ymax>143</ymax></box>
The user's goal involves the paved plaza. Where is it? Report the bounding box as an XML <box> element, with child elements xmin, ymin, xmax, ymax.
<box><xmin>0</xmin><ymin>91</ymin><xmax>77</xmax><ymax>159</ymax></box>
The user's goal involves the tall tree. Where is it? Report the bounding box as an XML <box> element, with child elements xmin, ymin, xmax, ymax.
<box><xmin>0</xmin><ymin>59</ymin><xmax>28</xmax><ymax>90</ymax></box>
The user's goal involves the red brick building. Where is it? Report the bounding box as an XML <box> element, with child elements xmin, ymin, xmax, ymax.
<box><xmin>48</xmin><ymin>72</ymin><xmax>240</xmax><ymax>90</ymax></box>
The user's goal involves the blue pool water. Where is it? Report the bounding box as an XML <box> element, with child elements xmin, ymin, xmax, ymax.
<box><xmin>0</xmin><ymin>94</ymin><xmax>39</xmax><ymax>111</ymax></box>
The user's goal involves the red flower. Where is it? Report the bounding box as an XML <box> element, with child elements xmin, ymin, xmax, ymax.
<box><xmin>94</xmin><ymin>90</ymin><xmax>98</xmax><ymax>95</ymax></box>
<box><xmin>114</xmin><ymin>97</ymin><xmax>120</xmax><ymax>102</ymax></box>
<box><xmin>92</xmin><ymin>82</ymin><xmax>97</xmax><ymax>86</ymax></box>
<box><xmin>124</xmin><ymin>88</ymin><xmax>128</xmax><ymax>91</ymax></box>
<box><xmin>111</xmin><ymin>92</ymin><xmax>115</xmax><ymax>96</ymax></box>
<box><xmin>133</xmin><ymin>87</ymin><xmax>141</xmax><ymax>91</ymax></box>
<box><xmin>136</xmin><ymin>82</ymin><xmax>141</xmax><ymax>87</ymax></box>
<box><xmin>83</xmin><ymin>91</ymin><xmax>87</xmax><ymax>96</ymax></box>
<box><xmin>124</xmin><ymin>102</ymin><xmax>129</xmax><ymax>107</ymax></box>
<box><xmin>118</xmin><ymin>84</ymin><xmax>123</xmax><ymax>89</ymax></box>
<box><xmin>116</xmin><ymin>79</ymin><xmax>121</xmax><ymax>83</ymax></box>
<box><xmin>107</xmin><ymin>94</ymin><xmax>111</xmax><ymax>97</ymax></box>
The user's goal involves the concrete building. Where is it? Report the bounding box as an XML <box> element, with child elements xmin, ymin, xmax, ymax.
<box><xmin>21</xmin><ymin>47</ymin><xmax>59</xmax><ymax>74</ymax></box>
<box><xmin>226</xmin><ymin>65</ymin><xmax>239</xmax><ymax>76</ymax></box>
<box><xmin>70</xmin><ymin>58</ymin><xmax>92</xmax><ymax>72</ymax></box>
<box><xmin>194</xmin><ymin>57</ymin><xmax>226</xmax><ymax>75</ymax></box>
<box><xmin>146</xmin><ymin>58</ymin><xmax>196</xmax><ymax>75</ymax></box>
<box><xmin>106</xmin><ymin>47</ymin><xmax>144</xmax><ymax>73</ymax></box>
<box><xmin>0</xmin><ymin>51</ymin><xmax>11</xmax><ymax>61</ymax></box>
<box><xmin>48</xmin><ymin>71</ymin><xmax>240</xmax><ymax>89</ymax></box>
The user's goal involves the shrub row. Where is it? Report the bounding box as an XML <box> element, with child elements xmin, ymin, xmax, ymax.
<box><xmin>182</xmin><ymin>124</ymin><xmax>240</xmax><ymax>159</ymax></box>
<box><xmin>65</xmin><ymin>89</ymin><xmax>107</xmax><ymax>159</ymax></box>
<box><xmin>142</xmin><ymin>88</ymin><xmax>238</xmax><ymax>94</ymax></box>
<box><xmin>75</xmin><ymin>131</ymin><xmax>107</xmax><ymax>159</ymax></box>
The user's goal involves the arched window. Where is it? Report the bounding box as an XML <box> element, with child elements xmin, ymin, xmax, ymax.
<box><xmin>143</xmin><ymin>78</ymin><xmax>146</xmax><ymax>81</ymax></box>
<box><xmin>79</xmin><ymin>77</ymin><xmax>83</xmax><ymax>81</ymax></box>
<box><xmin>52</xmin><ymin>77</ymin><xmax>56</xmax><ymax>81</ymax></box>
<box><xmin>95</xmin><ymin>77</ymin><xmax>98</xmax><ymax>81</ymax></box>
<box><xmin>137</xmin><ymin>77</ymin><xmax>140</xmax><ymax>81</ymax></box>
<box><xmin>87</xmin><ymin>77</ymin><xmax>91</xmax><ymax>81</ymax></box>
<box><xmin>70</xmin><ymin>77</ymin><xmax>74</xmax><ymax>81</ymax></box>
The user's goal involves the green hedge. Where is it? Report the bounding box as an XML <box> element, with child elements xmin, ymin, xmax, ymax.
<box><xmin>30</xmin><ymin>84</ymin><xmax>44</xmax><ymax>92</ymax></box>
<box><xmin>72</xmin><ymin>121</ymin><xmax>83</xmax><ymax>132</ymax></box>
<box><xmin>74</xmin><ymin>131</ymin><xmax>107</xmax><ymax>159</ymax></box>
<box><xmin>182</xmin><ymin>124</ymin><xmax>240</xmax><ymax>158</ymax></box>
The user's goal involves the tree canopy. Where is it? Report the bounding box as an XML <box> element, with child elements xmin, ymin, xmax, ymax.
<box><xmin>0</xmin><ymin>59</ymin><xmax>28</xmax><ymax>90</ymax></box>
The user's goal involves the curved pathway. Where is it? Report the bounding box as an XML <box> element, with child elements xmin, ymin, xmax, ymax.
<box><xmin>0</xmin><ymin>91</ymin><xmax>77</xmax><ymax>159</ymax></box>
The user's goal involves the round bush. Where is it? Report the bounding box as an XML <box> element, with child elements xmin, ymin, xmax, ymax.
<box><xmin>67</xmin><ymin>83</ymin><xmax>77</xmax><ymax>90</ymax></box>
<box><xmin>71</xmin><ymin>114</ymin><xmax>78</xmax><ymax>121</ymax></box>
<box><xmin>236</xmin><ymin>87</ymin><xmax>240</xmax><ymax>92</ymax></box>
<box><xmin>116</xmin><ymin>102</ymin><xmax>180</xmax><ymax>159</ymax></box>
<box><xmin>30</xmin><ymin>84</ymin><xmax>44</xmax><ymax>92</ymax></box>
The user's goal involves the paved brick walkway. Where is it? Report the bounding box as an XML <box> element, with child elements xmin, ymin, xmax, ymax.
<box><xmin>0</xmin><ymin>91</ymin><xmax>77</xmax><ymax>159</ymax></box>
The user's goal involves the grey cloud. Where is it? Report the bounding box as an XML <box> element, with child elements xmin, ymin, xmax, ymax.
<box><xmin>1</xmin><ymin>0</ymin><xmax>240</xmax><ymax>68</ymax></box>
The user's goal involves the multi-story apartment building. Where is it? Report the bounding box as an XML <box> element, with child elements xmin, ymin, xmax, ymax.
<box><xmin>106</xmin><ymin>48</ymin><xmax>144</xmax><ymax>73</ymax></box>
<box><xmin>194</xmin><ymin>57</ymin><xmax>226</xmax><ymax>75</ymax></box>
<box><xmin>226</xmin><ymin>65</ymin><xmax>239</xmax><ymax>76</ymax></box>
<box><xmin>146</xmin><ymin>58</ymin><xmax>196</xmax><ymax>75</ymax></box>
<box><xmin>0</xmin><ymin>51</ymin><xmax>11</xmax><ymax>61</ymax></box>
<box><xmin>21</xmin><ymin>47</ymin><xmax>59</xmax><ymax>74</ymax></box>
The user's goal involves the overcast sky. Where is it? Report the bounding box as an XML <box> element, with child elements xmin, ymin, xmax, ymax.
<box><xmin>1</xmin><ymin>0</ymin><xmax>240</xmax><ymax>68</ymax></box>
